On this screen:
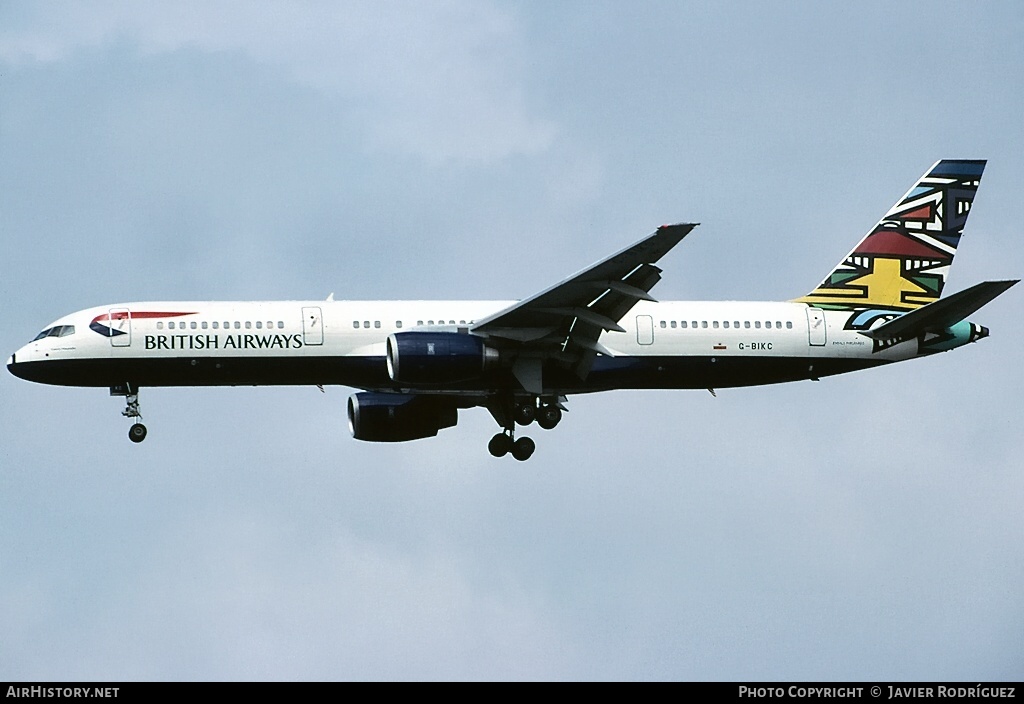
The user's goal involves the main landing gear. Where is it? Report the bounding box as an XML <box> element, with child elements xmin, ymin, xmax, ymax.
<box><xmin>488</xmin><ymin>396</ymin><xmax>564</xmax><ymax>461</ymax></box>
<box><xmin>488</xmin><ymin>431</ymin><xmax>535</xmax><ymax>462</ymax></box>
<box><xmin>112</xmin><ymin>384</ymin><xmax>147</xmax><ymax>443</ymax></box>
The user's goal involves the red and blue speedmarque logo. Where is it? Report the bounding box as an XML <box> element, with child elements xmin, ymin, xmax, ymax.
<box><xmin>89</xmin><ymin>311</ymin><xmax>196</xmax><ymax>337</ymax></box>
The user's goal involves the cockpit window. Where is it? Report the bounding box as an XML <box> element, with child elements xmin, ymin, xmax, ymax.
<box><xmin>33</xmin><ymin>325</ymin><xmax>75</xmax><ymax>341</ymax></box>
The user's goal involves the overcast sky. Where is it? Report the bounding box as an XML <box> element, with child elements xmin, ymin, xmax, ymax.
<box><xmin>2</xmin><ymin>1</ymin><xmax>1022</xmax><ymax>681</ymax></box>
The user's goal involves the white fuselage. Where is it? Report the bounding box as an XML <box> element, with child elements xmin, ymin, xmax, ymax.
<box><xmin>8</xmin><ymin>299</ymin><xmax>917</xmax><ymax>393</ymax></box>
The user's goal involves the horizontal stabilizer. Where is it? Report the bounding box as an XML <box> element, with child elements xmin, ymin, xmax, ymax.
<box><xmin>861</xmin><ymin>279</ymin><xmax>1018</xmax><ymax>341</ymax></box>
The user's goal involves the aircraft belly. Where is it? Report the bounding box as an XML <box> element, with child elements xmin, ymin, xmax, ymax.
<box><xmin>7</xmin><ymin>355</ymin><xmax>393</xmax><ymax>389</ymax></box>
<box><xmin>565</xmin><ymin>354</ymin><xmax>885</xmax><ymax>391</ymax></box>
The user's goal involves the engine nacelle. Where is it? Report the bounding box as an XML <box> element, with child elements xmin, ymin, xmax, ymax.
<box><xmin>347</xmin><ymin>392</ymin><xmax>458</xmax><ymax>442</ymax></box>
<box><xmin>386</xmin><ymin>332</ymin><xmax>499</xmax><ymax>385</ymax></box>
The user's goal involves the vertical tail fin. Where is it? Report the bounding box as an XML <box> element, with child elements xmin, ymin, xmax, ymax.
<box><xmin>795</xmin><ymin>160</ymin><xmax>986</xmax><ymax>312</ymax></box>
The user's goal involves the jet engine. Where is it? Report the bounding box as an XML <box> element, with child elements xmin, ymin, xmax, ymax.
<box><xmin>347</xmin><ymin>392</ymin><xmax>458</xmax><ymax>442</ymax></box>
<box><xmin>386</xmin><ymin>332</ymin><xmax>499</xmax><ymax>385</ymax></box>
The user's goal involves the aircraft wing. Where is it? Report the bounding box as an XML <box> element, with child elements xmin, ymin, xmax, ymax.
<box><xmin>472</xmin><ymin>223</ymin><xmax>698</xmax><ymax>391</ymax></box>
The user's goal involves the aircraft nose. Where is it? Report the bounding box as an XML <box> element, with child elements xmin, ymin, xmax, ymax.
<box><xmin>7</xmin><ymin>349</ymin><xmax>31</xmax><ymax>381</ymax></box>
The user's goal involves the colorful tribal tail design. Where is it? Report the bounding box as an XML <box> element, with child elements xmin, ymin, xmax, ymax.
<box><xmin>795</xmin><ymin>160</ymin><xmax>986</xmax><ymax>314</ymax></box>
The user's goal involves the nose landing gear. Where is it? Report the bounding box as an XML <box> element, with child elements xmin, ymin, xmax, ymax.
<box><xmin>123</xmin><ymin>393</ymin><xmax>148</xmax><ymax>443</ymax></box>
<box><xmin>112</xmin><ymin>384</ymin><xmax>148</xmax><ymax>443</ymax></box>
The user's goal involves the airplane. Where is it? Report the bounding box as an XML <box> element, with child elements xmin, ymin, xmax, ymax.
<box><xmin>7</xmin><ymin>160</ymin><xmax>1017</xmax><ymax>460</ymax></box>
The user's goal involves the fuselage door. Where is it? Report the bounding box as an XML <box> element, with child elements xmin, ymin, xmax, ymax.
<box><xmin>110</xmin><ymin>308</ymin><xmax>131</xmax><ymax>347</ymax></box>
<box><xmin>302</xmin><ymin>306</ymin><xmax>324</xmax><ymax>346</ymax></box>
<box><xmin>636</xmin><ymin>314</ymin><xmax>654</xmax><ymax>346</ymax></box>
<box><xmin>806</xmin><ymin>307</ymin><xmax>826</xmax><ymax>346</ymax></box>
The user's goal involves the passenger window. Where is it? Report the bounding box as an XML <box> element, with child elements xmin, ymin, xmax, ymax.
<box><xmin>670</xmin><ymin>321</ymin><xmax>677</xmax><ymax>328</ymax></box>
<box><xmin>267</xmin><ymin>322</ymin><xmax>273</xmax><ymax>329</ymax></box>
<box><xmin>201</xmin><ymin>321</ymin><xmax>208</xmax><ymax>330</ymax></box>
<box><xmin>374</xmin><ymin>321</ymin><xmax>381</xmax><ymax>328</ymax></box>
<box><xmin>660</xmin><ymin>321</ymin><xmax>667</xmax><ymax>328</ymax></box>
<box><xmin>786</xmin><ymin>321</ymin><xmax>793</xmax><ymax>329</ymax></box>
<box><xmin>764</xmin><ymin>321</ymin><xmax>771</xmax><ymax>329</ymax></box>
<box><xmin>244</xmin><ymin>321</ymin><xmax>251</xmax><ymax>330</ymax></box>
<box><xmin>680</xmin><ymin>321</ymin><xmax>688</xmax><ymax>329</ymax></box>
<box><xmin>353</xmin><ymin>321</ymin><xmax>359</xmax><ymax>328</ymax></box>
<box><xmin>363</xmin><ymin>321</ymin><xmax>370</xmax><ymax>328</ymax></box>
<box><xmin>234</xmin><ymin>322</ymin><xmax>241</xmax><ymax>330</ymax></box>
<box><xmin>277</xmin><ymin>321</ymin><xmax>284</xmax><ymax>329</ymax></box>
<box><xmin>755</xmin><ymin>321</ymin><xmax>761</xmax><ymax>329</ymax></box>
<box><xmin>713</xmin><ymin>321</ymin><xmax>719</xmax><ymax>329</ymax></box>
<box><xmin>459</xmin><ymin>320</ymin><xmax>466</xmax><ymax>325</ymax></box>
<box><xmin>157</xmin><ymin>322</ymin><xmax>164</xmax><ymax>330</ymax></box>
<box><xmin>723</xmin><ymin>321</ymin><xmax>729</xmax><ymax>329</ymax></box>
<box><xmin>396</xmin><ymin>321</ymin><xmax>403</xmax><ymax>329</ymax></box>
<box><xmin>428</xmin><ymin>320</ymin><xmax>434</xmax><ymax>325</ymax></box>
<box><xmin>417</xmin><ymin>320</ymin><xmax>424</xmax><ymax>326</ymax></box>
<box><xmin>191</xmin><ymin>321</ymin><xmax>198</xmax><ymax>330</ymax></box>
<box><xmin>701</xmin><ymin>321</ymin><xmax>708</xmax><ymax>328</ymax></box>
<box><xmin>776</xmin><ymin>321</ymin><xmax>782</xmax><ymax>329</ymax></box>
<box><xmin>256</xmin><ymin>321</ymin><xmax>263</xmax><ymax>329</ymax></box>
<box><xmin>212</xmin><ymin>322</ymin><xmax>219</xmax><ymax>329</ymax></box>
<box><xmin>734</xmin><ymin>321</ymin><xmax>740</xmax><ymax>328</ymax></box>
